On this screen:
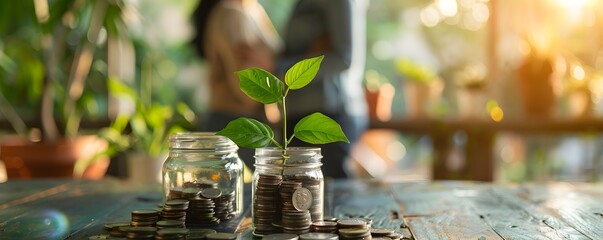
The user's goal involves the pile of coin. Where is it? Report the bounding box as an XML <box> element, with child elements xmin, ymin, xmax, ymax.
<box><xmin>337</xmin><ymin>219</ymin><xmax>371</xmax><ymax>240</ymax></box>
<box><xmin>281</xmin><ymin>182</ymin><xmax>313</xmax><ymax>234</ymax></box>
<box><xmin>124</xmin><ymin>226</ymin><xmax>157</xmax><ymax>239</ymax></box>
<box><xmin>214</xmin><ymin>191</ymin><xmax>236</xmax><ymax>220</ymax></box>
<box><xmin>310</xmin><ymin>221</ymin><xmax>338</xmax><ymax>233</ymax></box>
<box><xmin>156</xmin><ymin>220</ymin><xmax>186</xmax><ymax>229</ymax></box>
<box><xmin>253</xmin><ymin>174</ymin><xmax>283</xmax><ymax>235</ymax></box>
<box><xmin>167</xmin><ymin>181</ymin><xmax>237</xmax><ymax>223</ymax></box>
<box><xmin>288</xmin><ymin>175</ymin><xmax>322</xmax><ymax>221</ymax></box>
<box><xmin>161</xmin><ymin>199</ymin><xmax>189</xmax><ymax>222</ymax></box>
<box><xmin>167</xmin><ymin>187</ymin><xmax>184</xmax><ymax>200</ymax></box>
<box><xmin>299</xmin><ymin>232</ymin><xmax>339</xmax><ymax>240</ymax></box>
<box><xmin>181</xmin><ymin>188</ymin><xmax>202</xmax><ymax>199</ymax></box>
<box><xmin>186</xmin><ymin>196</ymin><xmax>220</xmax><ymax>226</ymax></box>
<box><xmin>155</xmin><ymin>228</ymin><xmax>189</xmax><ymax>240</ymax></box>
<box><xmin>370</xmin><ymin>228</ymin><xmax>395</xmax><ymax>238</ymax></box>
<box><xmin>131</xmin><ymin>209</ymin><xmax>160</xmax><ymax>227</ymax></box>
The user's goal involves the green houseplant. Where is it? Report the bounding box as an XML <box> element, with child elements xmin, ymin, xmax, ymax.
<box><xmin>0</xmin><ymin>0</ymin><xmax>129</xmax><ymax>179</ymax></box>
<box><xmin>96</xmin><ymin>77</ymin><xmax>196</xmax><ymax>183</ymax></box>
<box><xmin>394</xmin><ymin>59</ymin><xmax>442</xmax><ymax>118</ymax></box>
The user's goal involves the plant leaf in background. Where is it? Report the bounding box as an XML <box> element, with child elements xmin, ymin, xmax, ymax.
<box><xmin>217</xmin><ymin>117</ymin><xmax>275</xmax><ymax>148</ymax></box>
<box><xmin>237</xmin><ymin>68</ymin><xmax>283</xmax><ymax>104</ymax></box>
<box><xmin>294</xmin><ymin>112</ymin><xmax>349</xmax><ymax>144</ymax></box>
<box><xmin>285</xmin><ymin>55</ymin><xmax>323</xmax><ymax>90</ymax></box>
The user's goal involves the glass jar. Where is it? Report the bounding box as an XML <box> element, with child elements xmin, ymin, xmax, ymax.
<box><xmin>252</xmin><ymin>147</ymin><xmax>323</xmax><ymax>236</ymax></box>
<box><xmin>162</xmin><ymin>132</ymin><xmax>244</xmax><ymax>222</ymax></box>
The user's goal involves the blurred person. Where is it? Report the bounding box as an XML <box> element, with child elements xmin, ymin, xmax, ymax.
<box><xmin>278</xmin><ymin>0</ymin><xmax>369</xmax><ymax>178</ymax></box>
<box><xmin>191</xmin><ymin>0</ymin><xmax>280</xmax><ymax>168</ymax></box>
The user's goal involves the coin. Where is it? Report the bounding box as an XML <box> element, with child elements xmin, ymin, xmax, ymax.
<box><xmin>299</xmin><ymin>232</ymin><xmax>339</xmax><ymax>240</ymax></box>
<box><xmin>371</xmin><ymin>228</ymin><xmax>395</xmax><ymax>236</ymax></box>
<box><xmin>292</xmin><ymin>187</ymin><xmax>312</xmax><ymax>211</ymax></box>
<box><xmin>103</xmin><ymin>222</ymin><xmax>130</xmax><ymax>230</ymax></box>
<box><xmin>201</xmin><ymin>188</ymin><xmax>222</xmax><ymax>199</ymax></box>
<box><xmin>337</xmin><ymin>219</ymin><xmax>368</xmax><ymax>229</ymax></box>
<box><xmin>262</xmin><ymin>233</ymin><xmax>300</xmax><ymax>240</ymax></box>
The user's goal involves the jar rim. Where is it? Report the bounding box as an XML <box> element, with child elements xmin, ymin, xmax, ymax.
<box><xmin>169</xmin><ymin>132</ymin><xmax>238</xmax><ymax>153</ymax></box>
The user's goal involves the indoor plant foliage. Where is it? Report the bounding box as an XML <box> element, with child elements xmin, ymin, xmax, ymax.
<box><xmin>0</xmin><ymin>0</ymin><xmax>128</xmax><ymax>179</ymax></box>
<box><xmin>217</xmin><ymin>55</ymin><xmax>349</xmax><ymax>157</ymax></box>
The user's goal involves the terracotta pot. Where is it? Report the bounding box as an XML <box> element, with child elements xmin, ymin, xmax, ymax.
<box><xmin>365</xmin><ymin>83</ymin><xmax>395</xmax><ymax>121</ymax></box>
<box><xmin>1</xmin><ymin>135</ymin><xmax>109</xmax><ymax>179</ymax></box>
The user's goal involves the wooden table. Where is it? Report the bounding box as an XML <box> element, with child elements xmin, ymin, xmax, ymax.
<box><xmin>2</xmin><ymin>178</ymin><xmax>603</xmax><ymax>239</ymax></box>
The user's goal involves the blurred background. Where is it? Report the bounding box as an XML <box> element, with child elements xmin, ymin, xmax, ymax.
<box><xmin>2</xmin><ymin>0</ymin><xmax>603</xmax><ymax>183</ymax></box>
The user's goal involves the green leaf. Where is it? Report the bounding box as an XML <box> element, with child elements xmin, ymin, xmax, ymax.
<box><xmin>217</xmin><ymin>117</ymin><xmax>274</xmax><ymax>148</ymax></box>
<box><xmin>294</xmin><ymin>112</ymin><xmax>349</xmax><ymax>144</ymax></box>
<box><xmin>237</xmin><ymin>68</ymin><xmax>283</xmax><ymax>104</ymax></box>
<box><xmin>108</xmin><ymin>77</ymin><xmax>136</xmax><ymax>99</ymax></box>
<box><xmin>285</xmin><ymin>55</ymin><xmax>324</xmax><ymax>90</ymax></box>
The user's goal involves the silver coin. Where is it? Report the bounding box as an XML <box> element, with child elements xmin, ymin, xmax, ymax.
<box><xmin>299</xmin><ymin>232</ymin><xmax>339</xmax><ymax>240</ymax></box>
<box><xmin>292</xmin><ymin>187</ymin><xmax>312</xmax><ymax>211</ymax></box>
<box><xmin>262</xmin><ymin>233</ymin><xmax>300</xmax><ymax>240</ymax></box>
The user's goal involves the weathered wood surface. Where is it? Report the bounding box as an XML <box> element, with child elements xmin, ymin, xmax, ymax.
<box><xmin>2</xmin><ymin>179</ymin><xmax>603</xmax><ymax>239</ymax></box>
<box><xmin>0</xmin><ymin>179</ymin><xmax>247</xmax><ymax>239</ymax></box>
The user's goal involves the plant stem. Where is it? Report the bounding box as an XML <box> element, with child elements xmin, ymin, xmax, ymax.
<box><xmin>282</xmin><ymin>89</ymin><xmax>289</xmax><ymax>150</ymax></box>
<box><xmin>280</xmin><ymin>89</ymin><xmax>290</xmax><ymax>176</ymax></box>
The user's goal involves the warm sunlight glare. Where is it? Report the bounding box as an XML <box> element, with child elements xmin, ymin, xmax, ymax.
<box><xmin>571</xmin><ymin>65</ymin><xmax>585</xmax><ymax>80</ymax></box>
<box><xmin>437</xmin><ymin>0</ymin><xmax>458</xmax><ymax>17</ymax></box>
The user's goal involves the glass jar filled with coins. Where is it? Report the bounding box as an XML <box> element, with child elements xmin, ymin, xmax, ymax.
<box><xmin>252</xmin><ymin>147</ymin><xmax>324</xmax><ymax>236</ymax></box>
<box><xmin>162</xmin><ymin>132</ymin><xmax>244</xmax><ymax>226</ymax></box>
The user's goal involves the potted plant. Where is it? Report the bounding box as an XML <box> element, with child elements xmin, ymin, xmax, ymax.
<box><xmin>0</xmin><ymin>0</ymin><xmax>129</xmax><ymax>179</ymax></box>
<box><xmin>364</xmin><ymin>69</ymin><xmax>395</xmax><ymax>121</ymax></box>
<box><xmin>98</xmin><ymin>77</ymin><xmax>196</xmax><ymax>184</ymax></box>
<box><xmin>394</xmin><ymin>59</ymin><xmax>443</xmax><ymax>118</ymax></box>
<box><xmin>216</xmin><ymin>55</ymin><xmax>348</xmax><ymax>235</ymax></box>
<box><xmin>454</xmin><ymin>63</ymin><xmax>489</xmax><ymax>119</ymax></box>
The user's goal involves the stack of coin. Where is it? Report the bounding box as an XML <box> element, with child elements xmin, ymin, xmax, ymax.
<box><xmin>105</xmin><ymin>223</ymin><xmax>130</xmax><ymax>238</ymax></box>
<box><xmin>181</xmin><ymin>187</ymin><xmax>202</xmax><ymax>199</ymax></box>
<box><xmin>370</xmin><ymin>228</ymin><xmax>395</xmax><ymax>238</ymax></box>
<box><xmin>168</xmin><ymin>187</ymin><xmax>184</xmax><ymax>200</ymax></box>
<box><xmin>289</xmin><ymin>175</ymin><xmax>322</xmax><ymax>221</ymax></box>
<box><xmin>280</xmin><ymin>181</ymin><xmax>302</xmax><ymax>211</ymax></box>
<box><xmin>214</xmin><ymin>191</ymin><xmax>235</xmax><ymax>220</ymax></box>
<box><xmin>310</xmin><ymin>221</ymin><xmax>338</xmax><ymax>233</ymax></box>
<box><xmin>186</xmin><ymin>196</ymin><xmax>220</xmax><ymax>226</ymax></box>
<box><xmin>338</xmin><ymin>228</ymin><xmax>372</xmax><ymax>240</ymax></box>
<box><xmin>154</xmin><ymin>228</ymin><xmax>189</xmax><ymax>240</ymax></box>
<box><xmin>161</xmin><ymin>199</ymin><xmax>189</xmax><ymax>222</ymax></box>
<box><xmin>299</xmin><ymin>232</ymin><xmax>340</xmax><ymax>240</ymax></box>
<box><xmin>262</xmin><ymin>233</ymin><xmax>300</xmax><ymax>240</ymax></box>
<box><xmin>337</xmin><ymin>219</ymin><xmax>371</xmax><ymax>240</ymax></box>
<box><xmin>156</xmin><ymin>220</ymin><xmax>186</xmax><ymax>229</ymax></box>
<box><xmin>280</xmin><ymin>181</ymin><xmax>312</xmax><ymax>234</ymax></box>
<box><xmin>281</xmin><ymin>209</ymin><xmax>312</xmax><ymax>234</ymax></box>
<box><xmin>197</xmin><ymin>180</ymin><xmax>219</xmax><ymax>189</ymax></box>
<box><xmin>124</xmin><ymin>226</ymin><xmax>157</xmax><ymax>239</ymax></box>
<box><xmin>253</xmin><ymin>174</ymin><xmax>283</xmax><ymax>235</ymax></box>
<box><xmin>131</xmin><ymin>209</ymin><xmax>160</xmax><ymax>227</ymax></box>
